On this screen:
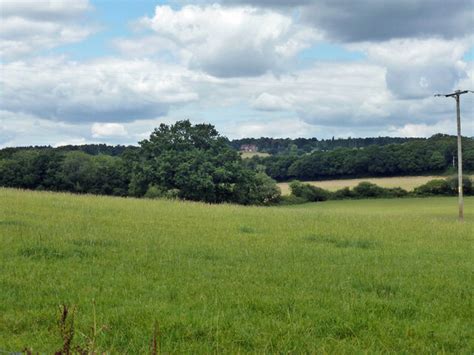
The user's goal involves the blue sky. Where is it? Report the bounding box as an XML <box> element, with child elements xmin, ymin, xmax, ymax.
<box><xmin>0</xmin><ymin>0</ymin><xmax>473</xmax><ymax>147</ymax></box>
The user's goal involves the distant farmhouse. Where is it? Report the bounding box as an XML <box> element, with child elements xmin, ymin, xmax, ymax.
<box><xmin>240</xmin><ymin>144</ymin><xmax>258</xmax><ymax>152</ymax></box>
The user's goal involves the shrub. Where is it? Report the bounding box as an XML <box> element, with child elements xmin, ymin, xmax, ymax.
<box><xmin>384</xmin><ymin>187</ymin><xmax>409</xmax><ymax>198</ymax></box>
<box><xmin>253</xmin><ymin>172</ymin><xmax>281</xmax><ymax>205</ymax></box>
<box><xmin>413</xmin><ymin>179</ymin><xmax>452</xmax><ymax>196</ymax></box>
<box><xmin>289</xmin><ymin>181</ymin><xmax>330</xmax><ymax>202</ymax></box>
<box><xmin>352</xmin><ymin>182</ymin><xmax>386</xmax><ymax>198</ymax></box>
<box><xmin>332</xmin><ymin>187</ymin><xmax>355</xmax><ymax>200</ymax></box>
<box><xmin>144</xmin><ymin>185</ymin><xmax>165</xmax><ymax>199</ymax></box>
<box><xmin>446</xmin><ymin>175</ymin><xmax>473</xmax><ymax>195</ymax></box>
<box><xmin>278</xmin><ymin>195</ymin><xmax>308</xmax><ymax>205</ymax></box>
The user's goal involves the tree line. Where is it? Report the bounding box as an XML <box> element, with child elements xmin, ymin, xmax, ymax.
<box><xmin>230</xmin><ymin>136</ymin><xmax>421</xmax><ymax>155</ymax></box>
<box><xmin>244</xmin><ymin>134</ymin><xmax>474</xmax><ymax>181</ymax></box>
<box><xmin>0</xmin><ymin>121</ymin><xmax>280</xmax><ymax>205</ymax></box>
<box><xmin>1</xmin><ymin>122</ymin><xmax>473</xmax><ymax>205</ymax></box>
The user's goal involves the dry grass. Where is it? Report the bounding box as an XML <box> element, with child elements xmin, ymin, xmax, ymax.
<box><xmin>240</xmin><ymin>152</ymin><xmax>270</xmax><ymax>159</ymax></box>
<box><xmin>278</xmin><ymin>175</ymin><xmax>474</xmax><ymax>195</ymax></box>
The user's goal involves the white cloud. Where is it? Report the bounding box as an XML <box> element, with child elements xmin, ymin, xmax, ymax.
<box><xmin>1</xmin><ymin>2</ymin><xmax>473</xmax><ymax>145</ymax></box>
<box><xmin>226</xmin><ymin>0</ymin><xmax>474</xmax><ymax>42</ymax></box>
<box><xmin>387</xmin><ymin>120</ymin><xmax>455</xmax><ymax>138</ymax></box>
<box><xmin>241</xmin><ymin>63</ymin><xmax>392</xmax><ymax>126</ymax></box>
<box><xmin>1</xmin><ymin>57</ymin><xmax>199</xmax><ymax>123</ymax></box>
<box><xmin>91</xmin><ymin>123</ymin><xmax>127</xmax><ymax>138</ymax></box>
<box><xmin>1</xmin><ymin>1</ymin><xmax>92</xmax><ymax>20</ymax></box>
<box><xmin>0</xmin><ymin>0</ymin><xmax>94</xmax><ymax>60</ymax></box>
<box><xmin>0</xmin><ymin>109</ymin><xmax>92</xmax><ymax>148</ymax></box>
<box><xmin>351</xmin><ymin>38</ymin><xmax>472</xmax><ymax>99</ymax></box>
<box><xmin>252</xmin><ymin>92</ymin><xmax>292</xmax><ymax>111</ymax></box>
<box><xmin>224</xmin><ymin>117</ymin><xmax>316</xmax><ymax>138</ymax></box>
<box><xmin>134</xmin><ymin>4</ymin><xmax>319</xmax><ymax>77</ymax></box>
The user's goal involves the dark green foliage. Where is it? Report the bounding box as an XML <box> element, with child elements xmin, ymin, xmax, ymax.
<box><xmin>414</xmin><ymin>179</ymin><xmax>451</xmax><ymax>196</ymax></box>
<box><xmin>1</xmin><ymin>130</ymin><xmax>472</xmax><ymax>204</ymax></box>
<box><xmin>414</xmin><ymin>175</ymin><xmax>473</xmax><ymax>196</ymax></box>
<box><xmin>243</xmin><ymin>172</ymin><xmax>281</xmax><ymax>205</ymax></box>
<box><xmin>287</xmin><ymin>181</ymin><xmax>410</xmax><ymax>203</ymax></box>
<box><xmin>0</xmin><ymin>149</ymin><xmax>130</xmax><ymax>196</ymax></box>
<box><xmin>130</xmin><ymin>120</ymin><xmax>280</xmax><ymax>204</ymax></box>
<box><xmin>278</xmin><ymin>195</ymin><xmax>309</xmax><ymax>205</ymax></box>
<box><xmin>350</xmin><ymin>182</ymin><xmax>409</xmax><ymax>199</ymax></box>
<box><xmin>446</xmin><ymin>175</ymin><xmax>473</xmax><ymax>195</ymax></box>
<box><xmin>289</xmin><ymin>181</ymin><xmax>330</xmax><ymax>202</ymax></box>
<box><xmin>230</xmin><ymin>136</ymin><xmax>420</xmax><ymax>155</ymax></box>
<box><xmin>332</xmin><ymin>187</ymin><xmax>356</xmax><ymax>200</ymax></box>
<box><xmin>384</xmin><ymin>187</ymin><xmax>410</xmax><ymax>198</ymax></box>
<box><xmin>352</xmin><ymin>182</ymin><xmax>388</xmax><ymax>198</ymax></box>
<box><xmin>0</xmin><ymin>121</ymin><xmax>280</xmax><ymax>205</ymax></box>
<box><xmin>253</xmin><ymin>134</ymin><xmax>474</xmax><ymax>181</ymax></box>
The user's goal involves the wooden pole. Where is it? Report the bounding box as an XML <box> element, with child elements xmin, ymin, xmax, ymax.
<box><xmin>455</xmin><ymin>94</ymin><xmax>464</xmax><ymax>221</ymax></box>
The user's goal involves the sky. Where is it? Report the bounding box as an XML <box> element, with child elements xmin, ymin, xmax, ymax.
<box><xmin>0</xmin><ymin>0</ymin><xmax>473</xmax><ymax>147</ymax></box>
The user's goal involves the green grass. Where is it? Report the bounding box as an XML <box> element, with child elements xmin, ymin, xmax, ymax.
<box><xmin>0</xmin><ymin>188</ymin><xmax>473</xmax><ymax>353</ymax></box>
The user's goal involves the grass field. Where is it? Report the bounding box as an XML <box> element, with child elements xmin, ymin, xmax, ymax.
<box><xmin>1</xmin><ymin>188</ymin><xmax>473</xmax><ymax>353</ymax></box>
<box><xmin>240</xmin><ymin>151</ymin><xmax>271</xmax><ymax>159</ymax></box>
<box><xmin>277</xmin><ymin>175</ymin><xmax>473</xmax><ymax>195</ymax></box>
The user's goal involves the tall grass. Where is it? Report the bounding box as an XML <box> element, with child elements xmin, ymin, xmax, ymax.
<box><xmin>0</xmin><ymin>188</ymin><xmax>472</xmax><ymax>352</ymax></box>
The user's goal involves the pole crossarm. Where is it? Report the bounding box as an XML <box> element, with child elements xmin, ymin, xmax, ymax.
<box><xmin>434</xmin><ymin>90</ymin><xmax>469</xmax><ymax>98</ymax></box>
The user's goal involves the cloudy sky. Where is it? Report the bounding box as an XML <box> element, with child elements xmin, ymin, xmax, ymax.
<box><xmin>1</xmin><ymin>0</ymin><xmax>473</xmax><ymax>147</ymax></box>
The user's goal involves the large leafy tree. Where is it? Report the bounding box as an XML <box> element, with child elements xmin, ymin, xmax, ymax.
<box><xmin>129</xmin><ymin>120</ymin><xmax>280</xmax><ymax>204</ymax></box>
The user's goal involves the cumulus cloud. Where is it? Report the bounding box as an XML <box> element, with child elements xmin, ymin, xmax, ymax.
<box><xmin>1</xmin><ymin>0</ymin><xmax>472</xmax><ymax>145</ymax></box>
<box><xmin>352</xmin><ymin>38</ymin><xmax>472</xmax><ymax>99</ymax></box>
<box><xmin>0</xmin><ymin>109</ymin><xmax>93</xmax><ymax>147</ymax></box>
<box><xmin>233</xmin><ymin>119</ymin><xmax>314</xmax><ymax>138</ymax></box>
<box><xmin>222</xmin><ymin>0</ymin><xmax>474</xmax><ymax>42</ymax></box>
<box><xmin>302</xmin><ymin>0</ymin><xmax>474</xmax><ymax>42</ymax></box>
<box><xmin>252</xmin><ymin>92</ymin><xmax>292</xmax><ymax>111</ymax></box>
<box><xmin>0</xmin><ymin>0</ymin><xmax>94</xmax><ymax>60</ymax></box>
<box><xmin>135</xmin><ymin>4</ymin><xmax>319</xmax><ymax>77</ymax></box>
<box><xmin>220</xmin><ymin>60</ymin><xmax>472</xmax><ymax>135</ymax></box>
<box><xmin>0</xmin><ymin>58</ymin><xmax>199</xmax><ymax>123</ymax></box>
<box><xmin>1</xmin><ymin>0</ymin><xmax>92</xmax><ymax>20</ymax></box>
<box><xmin>244</xmin><ymin>63</ymin><xmax>391</xmax><ymax>126</ymax></box>
<box><xmin>386</xmin><ymin>116</ymin><xmax>473</xmax><ymax>138</ymax></box>
<box><xmin>91</xmin><ymin>123</ymin><xmax>128</xmax><ymax>138</ymax></box>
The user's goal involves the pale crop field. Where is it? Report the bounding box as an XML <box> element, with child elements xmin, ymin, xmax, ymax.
<box><xmin>0</xmin><ymin>188</ymin><xmax>473</xmax><ymax>353</ymax></box>
<box><xmin>277</xmin><ymin>175</ymin><xmax>473</xmax><ymax>194</ymax></box>
<box><xmin>240</xmin><ymin>151</ymin><xmax>271</xmax><ymax>159</ymax></box>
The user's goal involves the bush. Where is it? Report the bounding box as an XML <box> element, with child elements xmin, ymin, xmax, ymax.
<box><xmin>278</xmin><ymin>195</ymin><xmax>308</xmax><ymax>205</ymax></box>
<box><xmin>253</xmin><ymin>172</ymin><xmax>281</xmax><ymax>205</ymax></box>
<box><xmin>413</xmin><ymin>179</ymin><xmax>452</xmax><ymax>196</ymax></box>
<box><xmin>446</xmin><ymin>175</ymin><xmax>473</xmax><ymax>195</ymax></box>
<box><xmin>384</xmin><ymin>187</ymin><xmax>409</xmax><ymax>198</ymax></box>
<box><xmin>332</xmin><ymin>187</ymin><xmax>355</xmax><ymax>200</ymax></box>
<box><xmin>144</xmin><ymin>185</ymin><xmax>165</xmax><ymax>199</ymax></box>
<box><xmin>289</xmin><ymin>181</ymin><xmax>330</xmax><ymax>202</ymax></box>
<box><xmin>352</xmin><ymin>182</ymin><xmax>386</xmax><ymax>198</ymax></box>
<box><xmin>144</xmin><ymin>185</ymin><xmax>181</xmax><ymax>200</ymax></box>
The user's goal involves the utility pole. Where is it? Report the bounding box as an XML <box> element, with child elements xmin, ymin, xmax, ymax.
<box><xmin>435</xmin><ymin>90</ymin><xmax>472</xmax><ymax>221</ymax></box>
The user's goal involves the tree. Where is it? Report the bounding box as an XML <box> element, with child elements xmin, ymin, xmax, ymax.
<box><xmin>130</xmin><ymin>120</ymin><xmax>280</xmax><ymax>204</ymax></box>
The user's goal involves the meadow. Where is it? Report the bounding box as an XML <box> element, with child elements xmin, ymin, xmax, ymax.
<box><xmin>0</xmin><ymin>188</ymin><xmax>473</xmax><ymax>353</ymax></box>
<box><xmin>277</xmin><ymin>175</ymin><xmax>474</xmax><ymax>195</ymax></box>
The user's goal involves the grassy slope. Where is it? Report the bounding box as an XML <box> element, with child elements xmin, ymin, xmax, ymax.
<box><xmin>277</xmin><ymin>175</ymin><xmax>474</xmax><ymax>194</ymax></box>
<box><xmin>0</xmin><ymin>188</ymin><xmax>473</xmax><ymax>353</ymax></box>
